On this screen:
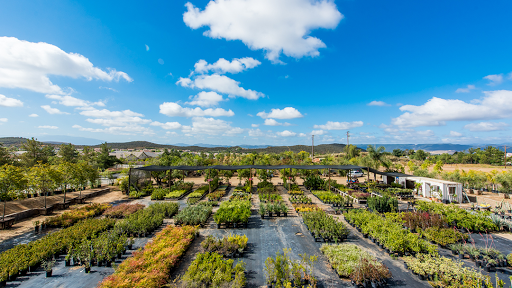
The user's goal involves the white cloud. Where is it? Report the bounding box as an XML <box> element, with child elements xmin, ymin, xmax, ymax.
<box><xmin>185</xmin><ymin>91</ymin><xmax>225</xmax><ymax>107</ymax></box>
<box><xmin>248</xmin><ymin>128</ymin><xmax>265</xmax><ymax>137</ymax></box>
<box><xmin>181</xmin><ymin>117</ymin><xmax>243</xmax><ymax>136</ymax></box>
<box><xmin>0</xmin><ymin>37</ymin><xmax>132</xmax><ymax>95</ymax></box>
<box><xmin>78</xmin><ymin>108</ymin><xmax>153</xmax><ymax>135</ymax></box>
<box><xmin>194</xmin><ymin>57</ymin><xmax>261</xmax><ymax>74</ymax></box>
<box><xmin>41</xmin><ymin>105</ymin><xmax>70</xmax><ymax>115</ymax></box>
<box><xmin>449</xmin><ymin>131</ymin><xmax>463</xmax><ymax>137</ymax></box>
<box><xmin>159</xmin><ymin>102</ymin><xmax>234</xmax><ymax>117</ymax></box>
<box><xmin>150</xmin><ymin>121</ymin><xmax>182</xmax><ymax>130</ymax></box>
<box><xmin>38</xmin><ymin>125</ymin><xmax>58</xmax><ymax>129</ymax></box>
<box><xmin>392</xmin><ymin>90</ymin><xmax>512</xmax><ymax>127</ymax></box>
<box><xmin>257</xmin><ymin>107</ymin><xmax>303</xmax><ymax>119</ymax></box>
<box><xmin>177</xmin><ymin>74</ymin><xmax>264</xmax><ymax>100</ymax></box>
<box><xmin>311</xmin><ymin>130</ymin><xmax>325</xmax><ymax>135</ymax></box>
<box><xmin>0</xmin><ymin>118</ymin><xmax>7</xmax><ymax>123</ymax></box>
<box><xmin>183</xmin><ymin>0</ymin><xmax>343</xmax><ymax>62</ymax></box>
<box><xmin>264</xmin><ymin>119</ymin><xmax>281</xmax><ymax>126</ymax></box>
<box><xmin>299</xmin><ymin>133</ymin><xmax>307</xmax><ymax>137</ymax></box>
<box><xmin>455</xmin><ymin>85</ymin><xmax>476</xmax><ymax>93</ymax></box>
<box><xmin>251</xmin><ymin>124</ymin><xmax>259</xmax><ymax>128</ymax></box>
<box><xmin>45</xmin><ymin>94</ymin><xmax>105</xmax><ymax>107</ymax></box>
<box><xmin>313</xmin><ymin>121</ymin><xmax>363</xmax><ymax>130</ymax></box>
<box><xmin>464</xmin><ymin>122</ymin><xmax>509</xmax><ymax>132</ymax></box>
<box><xmin>29</xmin><ymin>114</ymin><xmax>38</xmax><ymax>117</ymax></box>
<box><xmin>367</xmin><ymin>101</ymin><xmax>390</xmax><ymax>106</ymax></box>
<box><xmin>72</xmin><ymin>124</ymin><xmax>155</xmax><ymax>135</ymax></box>
<box><xmin>0</xmin><ymin>94</ymin><xmax>23</xmax><ymax>107</ymax></box>
<box><xmin>484</xmin><ymin>74</ymin><xmax>503</xmax><ymax>86</ymax></box>
<box><xmin>99</xmin><ymin>86</ymin><xmax>119</xmax><ymax>93</ymax></box>
<box><xmin>276</xmin><ymin>130</ymin><xmax>297</xmax><ymax>137</ymax></box>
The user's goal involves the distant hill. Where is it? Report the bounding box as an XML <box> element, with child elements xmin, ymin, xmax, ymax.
<box><xmin>0</xmin><ymin>137</ymin><xmax>28</xmax><ymax>146</ymax></box>
<box><xmin>356</xmin><ymin>144</ymin><xmax>474</xmax><ymax>152</ymax></box>
<box><xmin>92</xmin><ymin>141</ymin><xmax>353</xmax><ymax>154</ymax></box>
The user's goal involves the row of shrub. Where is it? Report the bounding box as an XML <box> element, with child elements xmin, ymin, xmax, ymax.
<box><xmin>320</xmin><ymin>244</ymin><xmax>390</xmax><ymax>286</ymax></box>
<box><xmin>116</xmin><ymin>202</ymin><xmax>179</xmax><ymax>235</ymax></box>
<box><xmin>103</xmin><ymin>203</ymin><xmax>145</xmax><ymax>218</ymax></box>
<box><xmin>344</xmin><ymin>209</ymin><xmax>437</xmax><ymax>255</ymax></box>
<box><xmin>214</xmin><ymin>200</ymin><xmax>252</xmax><ymax>225</ymax></box>
<box><xmin>200</xmin><ymin>234</ymin><xmax>248</xmax><ymax>257</ymax></box>
<box><xmin>43</xmin><ymin>203</ymin><xmax>111</xmax><ymax>227</ymax></box>
<box><xmin>99</xmin><ymin>225</ymin><xmax>198</xmax><ymax>288</ymax></box>
<box><xmin>174</xmin><ymin>205</ymin><xmax>213</xmax><ymax>226</ymax></box>
<box><xmin>302</xmin><ymin>210</ymin><xmax>349</xmax><ymax>242</ymax></box>
<box><xmin>0</xmin><ymin>218</ymin><xmax>116</xmax><ymax>280</ymax></box>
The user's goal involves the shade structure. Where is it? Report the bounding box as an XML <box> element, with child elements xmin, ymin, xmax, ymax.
<box><xmin>133</xmin><ymin>164</ymin><xmax>365</xmax><ymax>172</ymax></box>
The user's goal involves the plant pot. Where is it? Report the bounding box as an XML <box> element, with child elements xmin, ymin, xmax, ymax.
<box><xmin>260</xmin><ymin>215</ymin><xmax>264</xmax><ymax>219</ymax></box>
<box><xmin>85</xmin><ymin>267</ymin><xmax>90</xmax><ymax>273</ymax></box>
<box><xmin>284</xmin><ymin>213</ymin><xmax>287</xmax><ymax>217</ymax></box>
<box><xmin>0</xmin><ymin>280</ymin><xmax>6</xmax><ymax>287</ymax></box>
<box><xmin>106</xmin><ymin>261</ymin><xmax>111</xmax><ymax>267</ymax></box>
<box><xmin>46</xmin><ymin>270</ymin><xmax>52</xmax><ymax>278</ymax></box>
<box><xmin>98</xmin><ymin>260</ymin><xmax>103</xmax><ymax>267</ymax></box>
<box><xmin>458</xmin><ymin>254</ymin><xmax>464</xmax><ymax>259</ymax></box>
<box><xmin>484</xmin><ymin>265</ymin><xmax>490</xmax><ymax>272</ymax></box>
<box><xmin>127</xmin><ymin>244</ymin><xmax>133</xmax><ymax>250</ymax></box>
<box><xmin>65</xmin><ymin>259</ymin><xmax>71</xmax><ymax>266</ymax></box>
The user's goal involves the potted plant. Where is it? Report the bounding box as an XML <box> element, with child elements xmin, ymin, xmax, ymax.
<box><xmin>259</xmin><ymin>205</ymin><xmax>266</xmax><ymax>219</ymax></box>
<box><xmin>33</xmin><ymin>220</ymin><xmax>40</xmax><ymax>233</ymax></box>
<box><xmin>42</xmin><ymin>258</ymin><xmax>56</xmax><ymax>277</ymax></box>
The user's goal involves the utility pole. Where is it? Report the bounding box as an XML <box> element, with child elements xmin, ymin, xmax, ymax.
<box><xmin>505</xmin><ymin>145</ymin><xmax>507</xmax><ymax>169</ymax></box>
<box><xmin>346</xmin><ymin>131</ymin><xmax>350</xmax><ymax>147</ymax></box>
<box><xmin>311</xmin><ymin>135</ymin><xmax>314</xmax><ymax>160</ymax></box>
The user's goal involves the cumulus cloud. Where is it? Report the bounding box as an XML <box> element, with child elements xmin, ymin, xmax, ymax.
<box><xmin>72</xmin><ymin>124</ymin><xmax>154</xmax><ymax>135</ymax></box>
<box><xmin>29</xmin><ymin>114</ymin><xmax>39</xmax><ymax>117</ymax></box>
<box><xmin>276</xmin><ymin>130</ymin><xmax>296</xmax><ymax>137</ymax></box>
<box><xmin>194</xmin><ymin>57</ymin><xmax>261</xmax><ymax>74</ymax></box>
<box><xmin>248</xmin><ymin>128</ymin><xmax>265</xmax><ymax>137</ymax></box>
<box><xmin>484</xmin><ymin>74</ymin><xmax>503</xmax><ymax>86</ymax></box>
<box><xmin>264</xmin><ymin>119</ymin><xmax>285</xmax><ymax>126</ymax></box>
<box><xmin>450</xmin><ymin>131</ymin><xmax>463</xmax><ymax>137</ymax></box>
<box><xmin>38</xmin><ymin>125</ymin><xmax>58</xmax><ymax>129</ymax></box>
<box><xmin>313</xmin><ymin>121</ymin><xmax>363</xmax><ymax>130</ymax></box>
<box><xmin>257</xmin><ymin>107</ymin><xmax>303</xmax><ymax>119</ymax></box>
<box><xmin>150</xmin><ymin>121</ymin><xmax>182</xmax><ymax>130</ymax></box>
<box><xmin>311</xmin><ymin>130</ymin><xmax>325</xmax><ymax>135</ymax></box>
<box><xmin>183</xmin><ymin>0</ymin><xmax>343</xmax><ymax>62</ymax></box>
<box><xmin>159</xmin><ymin>102</ymin><xmax>234</xmax><ymax>117</ymax></box>
<box><xmin>0</xmin><ymin>118</ymin><xmax>7</xmax><ymax>123</ymax></box>
<box><xmin>392</xmin><ymin>90</ymin><xmax>512</xmax><ymax>127</ymax></box>
<box><xmin>177</xmin><ymin>74</ymin><xmax>264</xmax><ymax>100</ymax></box>
<box><xmin>463</xmin><ymin>122</ymin><xmax>509</xmax><ymax>132</ymax></box>
<box><xmin>367</xmin><ymin>101</ymin><xmax>390</xmax><ymax>106</ymax></box>
<box><xmin>181</xmin><ymin>117</ymin><xmax>243</xmax><ymax>136</ymax></box>
<box><xmin>455</xmin><ymin>85</ymin><xmax>476</xmax><ymax>93</ymax></box>
<box><xmin>299</xmin><ymin>133</ymin><xmax>307</xmax><ymax>137</ymax></box>
<box><xmin>185</xmin><ymin>91</ymin><xmax>225</xmax><ymax>107</ymax></box>
<box><xmin>41</xmin><ymin>105</ymin><xmax>70</xmax><ymax>115</ymax></box>
<box><xmin>0</xmin><ymin>37</ymin><xmax>132</xmax><ymax>94</ymax></box>
<box><xmin>251</xmin><ymin>124</ymin><xmax>259</xmax><ymax>128</ymax></box>
<box><xmin>0</xmin><ymin>94</ymin><xmax>23</xmax><ymax>107</ymax></box>
<box><xmin>46</xmin><ymin>94</ymin><xmax>105</xmax><ymax>107</ymax></box>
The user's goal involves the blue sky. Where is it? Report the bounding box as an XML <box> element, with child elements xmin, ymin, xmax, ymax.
<box><xmin>1</xmin><ymin>0</ymin><xmax>512</xmax><ymax>146</ymax></box>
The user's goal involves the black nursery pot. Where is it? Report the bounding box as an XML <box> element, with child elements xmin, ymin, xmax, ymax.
<box><xmin>45</xmin><ymin>270</ymin><xmax>52</xmax><ymax>278</ymax></box>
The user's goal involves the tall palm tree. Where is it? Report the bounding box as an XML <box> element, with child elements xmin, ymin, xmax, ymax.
<box><xmin>366</xmin><ymin>145</ymin><xmax>390</xmax><ymax>170</ymax></box>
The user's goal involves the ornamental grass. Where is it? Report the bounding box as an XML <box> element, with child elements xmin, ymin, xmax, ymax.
<box><xmin>99</xmin><ymin>225</ymin><xmax>197</xmax><ymax>288</ymax></box>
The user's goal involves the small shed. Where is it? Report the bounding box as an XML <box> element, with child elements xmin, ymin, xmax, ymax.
<box><xmin>397</xmin><ymin>176</ymin><xmax>463</xmax><ymax>203</ymax></box>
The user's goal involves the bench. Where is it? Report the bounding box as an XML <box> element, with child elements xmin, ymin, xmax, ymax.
<box><xmin>0</xmin><ymin>217</ymin><xmax>15</xmax><ymax>229</ymax></box>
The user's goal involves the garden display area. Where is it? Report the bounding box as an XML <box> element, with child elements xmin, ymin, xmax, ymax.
<box><xmin>1</xmin><ymin>164</ymin><xmax>512</xmax><ymax>288</ymax></box>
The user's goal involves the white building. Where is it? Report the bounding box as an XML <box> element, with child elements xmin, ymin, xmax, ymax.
<box><xmin>396</xmin><ymin>176</ymin><xmax>463</xmax><ymax>203</ymax></box>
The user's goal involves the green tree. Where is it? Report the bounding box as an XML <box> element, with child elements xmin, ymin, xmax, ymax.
<box><xmin>0</xmin><ymin>144</ymin><xmax>12</xmax><ymax>166</ymax></box>
<box><xmin>20</xmin><ymin>138</ymin><xmax>47</xmax><ymax>167</ymax></box>
<box><xmin>365</xmin><ymin>145</ymin><xmax>390</xmax><ymax>169</ymax></box>
<box><xmin>95</xmin><ymin>143</ymin><xmax>120</xmax><ymax>170</ymax></box>
<box><xmin>0</xmin><ymin>165</ymin><xmax>27</xmax><ymax>220</ymax></box>
<box><xmin>392</xmin><ymin>149</ymin><xmax>403</xmax><ymax>157</ymax></box>
<box><xmin>413</xmin><ymin>150</ymin><xmax>429</xmax><ymax>161</ymax></box>
<box><xmin>28</xmin><ymin>163</ymin><xmax>56</xmax><ymax>208</ymax></box>
<box><xmin>58</xmin><ymin>143</ymin><xmax>78</xmax><ymax>163</ymax></box>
